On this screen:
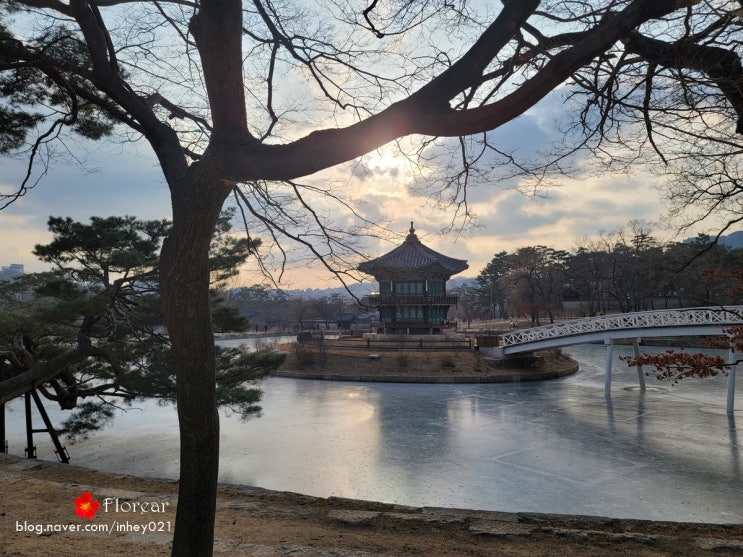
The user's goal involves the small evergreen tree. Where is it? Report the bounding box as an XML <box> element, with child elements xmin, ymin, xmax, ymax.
<box><xmin>0</xmin><ymin>211</ymin><xmax>283</xmax><ymax>440</ymax></box>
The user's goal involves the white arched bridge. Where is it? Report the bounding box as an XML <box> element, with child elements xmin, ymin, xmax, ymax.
<box><xmin>485</xmin><ymin>306</ymin><xmax>742</xmax><ymax>413</ymax></box>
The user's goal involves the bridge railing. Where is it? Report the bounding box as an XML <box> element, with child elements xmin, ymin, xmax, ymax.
<box><xmin>499</xmin><ymin>306</ymin><xmax>743</xmax><ymax>347</ymax></box>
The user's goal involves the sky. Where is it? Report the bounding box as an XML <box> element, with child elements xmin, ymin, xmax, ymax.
<box><xmin>1</xmin><ymin>102</ymin><xmax>717</xmax><ymax>291</ymax></box>
<box><xmin>1</xmin><ymin>91</ymin><xmax>732</xmax><ymax>291</ymax></box>
<box><xmin>1</xmin><ymin>7</ymin><xmax>736</xmax><ymax>290</ymax></box>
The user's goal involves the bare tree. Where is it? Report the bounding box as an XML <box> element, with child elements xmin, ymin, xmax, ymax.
<box><xmin>662</xmin><ymin>156</ymin><xmax>743</xmax><ymax>242</ymax></box>
<box><xmin>2</xmin><ymin>1</ymin><xmax>743</xmax><ymax>555</ymax></box>
<box><xmin>506</xmin><ymin>246</ymin><xmax>567</xmax><ymax>325</ymax></box>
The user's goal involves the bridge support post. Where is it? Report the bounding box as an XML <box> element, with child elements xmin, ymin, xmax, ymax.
<box><xmin>604</xmin><ymin>339</ymin><xmax>614</xmax><ymax>398</ymax></box>
<box><xmin>728</xmin><ymin>348</ymin><xmax>737</xmax><ymax>414</ymax></box>
<box><xmin>633</xmin><ymin>338</ymin><xmax>646</xmax><ymax>391</ymax></box>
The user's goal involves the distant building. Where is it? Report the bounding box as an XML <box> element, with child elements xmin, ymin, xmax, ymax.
<box><xmin>358</xmin><ymin>223</ymin><xmax>468</xmax><ymax>335</ymax></box>
<box><xmin>0</xmin><ymin>263</ymin><xmax>23</xmax><ymax>281</ymax></box>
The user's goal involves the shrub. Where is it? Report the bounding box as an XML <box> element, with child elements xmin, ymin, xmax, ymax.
<box><xmin>292</xmin><ymin>342</ymin><xmax>316</xmax><ymax>367</ymax></box>
<box><xmin>396</xmin><ymin>351</ymin><xmax>409</xmax><ymax>369</ymax></box>
<box><xmin>440</xmin><ymin>355</ymin><xmax>456</xmax><ymax>369</ymax></box>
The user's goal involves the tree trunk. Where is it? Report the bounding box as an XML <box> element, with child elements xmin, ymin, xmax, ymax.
<box><xmin>160</xmin><ymin>169</ymin><xmax>231</xmax><ymax>557</ymax></box>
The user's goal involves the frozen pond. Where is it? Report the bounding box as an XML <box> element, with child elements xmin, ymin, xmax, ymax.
<box><xmin>3</xmin><ymin>342</ymin><xmax>741</xmax><ymax>523</ymax></box>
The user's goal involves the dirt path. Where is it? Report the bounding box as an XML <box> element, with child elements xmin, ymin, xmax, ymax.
<box><xmin>2</xmin><ymin>454</ymin><xmax>742</xmax><ymax>556</ymax></box>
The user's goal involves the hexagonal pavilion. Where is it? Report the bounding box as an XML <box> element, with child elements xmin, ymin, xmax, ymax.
<box><xmin>358</xmin><ymin>223</ymin><xmax>468</xmax><ymax>335</ymax></box>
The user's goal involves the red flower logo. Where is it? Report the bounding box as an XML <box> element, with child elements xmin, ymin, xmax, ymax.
<box><xmin>75</xmin><ymin>492</ymin><xmax>100</xmax><ymax>519</ymax></box>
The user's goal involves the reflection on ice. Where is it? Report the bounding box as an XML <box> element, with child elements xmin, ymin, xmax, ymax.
<box><xmin>3</xmin><ymin>343</ymin><xmax>741</xmax><ymax>523</ymax></box>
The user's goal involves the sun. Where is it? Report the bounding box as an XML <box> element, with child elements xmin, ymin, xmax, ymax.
<box><xmin>364</xmin><ymin>146</ymin><xmax>402</xmax><ymax>171</ymax></box>
<box><xmin>351</xmin><ymin>146</ymin><xmax>424</xmax><ymax>204</ymax></box>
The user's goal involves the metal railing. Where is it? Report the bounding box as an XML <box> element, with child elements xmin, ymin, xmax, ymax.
<box><xmin>365</xmin><ymin>294</ymin><xmax>459</xmax><ymax>306</ymax></box>
<box><xmin>369</xmin><ymin>320</ymin><xmax>455</xmax><ymax>328</ymax></box>
<box><xmin>296</xmin><ymin>336</ymin><xmax>472</xmax><ymax>352</ymax></box>
<box><xmin>499</xmin><ymin>306</ymin><xmax>743</xmax><ymax>348</ymax></box>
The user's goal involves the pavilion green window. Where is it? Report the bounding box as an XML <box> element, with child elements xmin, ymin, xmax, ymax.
<box><xmin>396</xmin><ymin>306</ymin><xmax>423</xmax><ymax>322</ymax></box>
<box><xmin>396</xmin><ymin>281</ymin><xmax>423</xmax><ymax>295</ymax></box>
<box><xmin>430</xmin><ymin>306</ymin><xmax>446</xmax><ymax>322</ymax></box>
<box><xmin>428</xmin><ymin>281</ymin><xmax>444</xmax><ymax>295</ymax></box>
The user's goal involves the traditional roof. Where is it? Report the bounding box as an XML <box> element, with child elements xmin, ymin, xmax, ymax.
<box><xmin>358</xmin><ymin>223</ymin><xmax>469</xmax><ymax>278</ymax></box>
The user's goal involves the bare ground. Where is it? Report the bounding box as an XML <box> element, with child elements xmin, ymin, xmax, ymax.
<box><xmin>2</xmin><ymin>454</ymin><xmax>743</xmax><ymax>556</ymax></box>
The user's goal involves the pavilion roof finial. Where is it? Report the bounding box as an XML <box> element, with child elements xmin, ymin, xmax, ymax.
<box><xmin>406</xmin><ymin>221</ymin><xmax>418</xmax><ymax>242</ymax></box>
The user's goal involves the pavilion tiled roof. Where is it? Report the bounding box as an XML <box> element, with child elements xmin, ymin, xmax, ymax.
<box><xmin>358</xmin><ymin>223</ymin><xmax>469</xmax><ymax>278</ymax></box>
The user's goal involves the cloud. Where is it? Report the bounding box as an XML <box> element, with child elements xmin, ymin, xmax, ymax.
<box><xmin>1</xmin><ymin>140</ymin><xmax>170</xmax><ymax>273</ymax></box>
<box><xmin>0</xmin><ymin>214</ymin><xmax>52</xmax><ymax>272</ymax></box>
<box><xmin>0</xmin><ymin>111</ymin><xmax>734</xmax><ymax>288</ymax></box>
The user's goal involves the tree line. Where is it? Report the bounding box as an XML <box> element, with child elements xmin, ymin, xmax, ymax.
<box><xmin>224</xmin><ymin>287</ymin><xmax>363</xmax><ymax>332</ymax></box>
<box><xmin>226</xmin><ymin>221</ymin><xmax>743</xmax><ymax>330</ymax></box>
<box><xmin>457</xmin><ymin>222</ymin><xmax>743</xmax><ymax>327</ymax></box>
